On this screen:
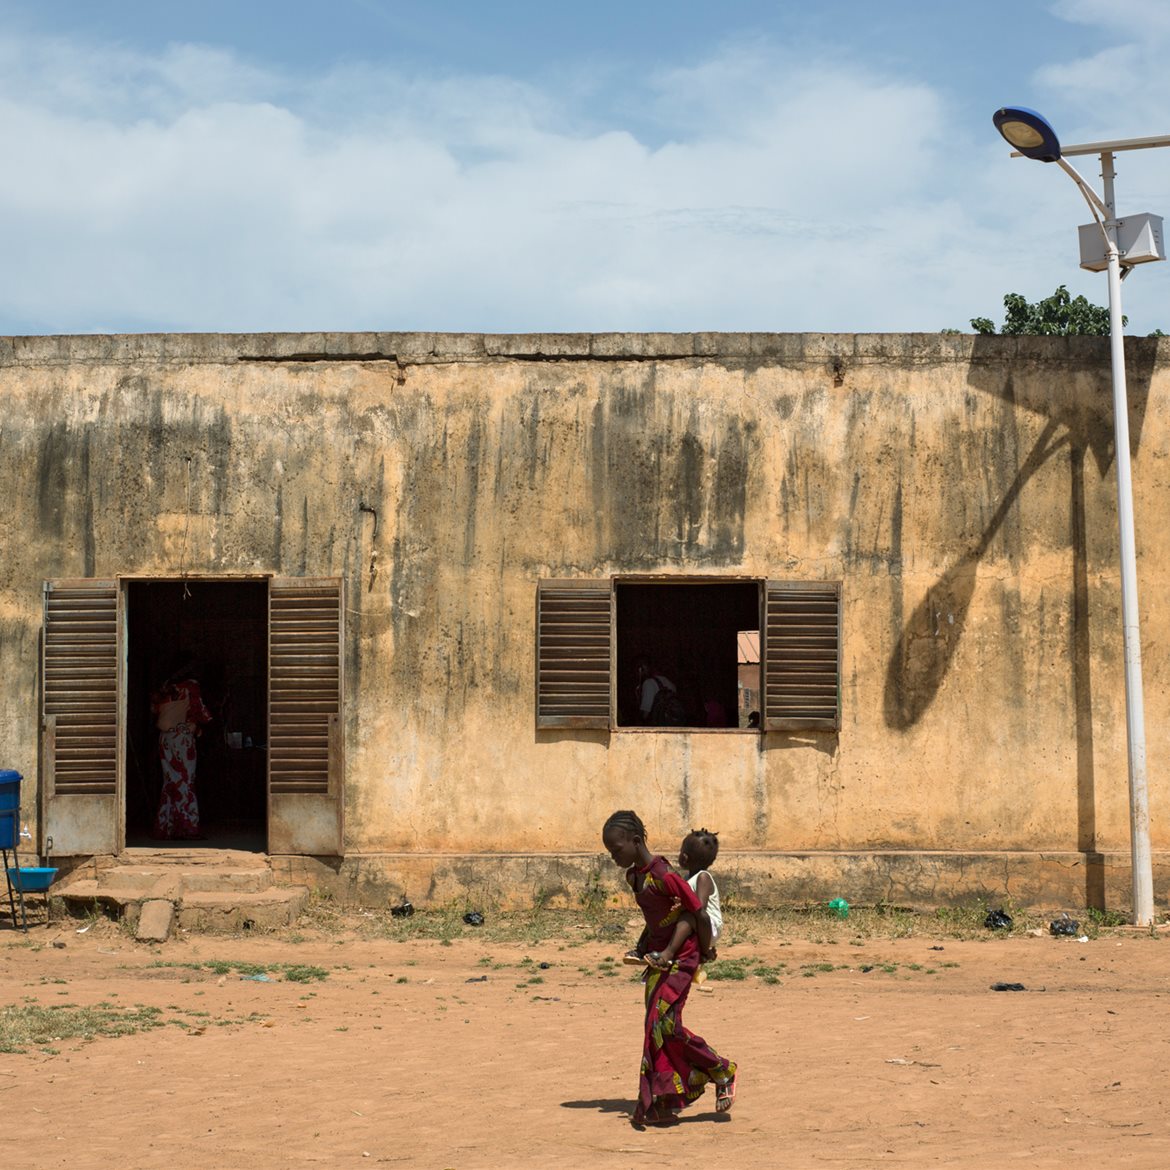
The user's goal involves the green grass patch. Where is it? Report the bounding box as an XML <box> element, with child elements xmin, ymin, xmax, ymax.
<box><xmin>148</xmin><ymin>960</ymin><xmax>328</xmax><ymax>982</ymax></box>
<box><xmin>279</xmin><ymin>897</ymin><xmax>1143</xmax><ymax>949</ymax></box>
<box><xmin>0</xmin><ymin>1003</ymin><xmax>164</xmax><ymax>1054</ymax></box>
<box><xmin>705</xmin><ymin>960</ymin><xmax>750</xmax><ymax>982</ymax></box>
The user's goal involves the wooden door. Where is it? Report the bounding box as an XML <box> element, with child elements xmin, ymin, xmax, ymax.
<box><xmin>42</xmin><ymin>580</ymin><xmax>122</xmax><ymax>854</ymax></box>
<box><xmin>267</xmin><ymin>578</ymin><xmax>344</xmax><ymax>854</ymax></box>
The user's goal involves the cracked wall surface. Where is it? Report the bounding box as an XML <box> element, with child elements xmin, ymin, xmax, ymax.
<box><xmin>1</xmin><ymin>331</ymin><xmax>1168</xmax><ymax>872</ymax></box>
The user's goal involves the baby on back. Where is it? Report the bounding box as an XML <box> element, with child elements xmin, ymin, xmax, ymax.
<box><xmin>623</xmin><ymin>827</ymin><xmax>722</xmax><ymax>969</ymax></box>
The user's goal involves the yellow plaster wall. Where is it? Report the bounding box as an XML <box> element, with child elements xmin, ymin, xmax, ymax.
<box><xmin>0</xmin><ymin>332</ymin><xmax>1167</xmax><ymax>874</ymax></box>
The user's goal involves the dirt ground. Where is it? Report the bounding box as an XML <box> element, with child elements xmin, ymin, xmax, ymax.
<box><xmin>1</xmin><ymin>908</ymin><xmax>1167</xmax><ymax>1170</ymax></box>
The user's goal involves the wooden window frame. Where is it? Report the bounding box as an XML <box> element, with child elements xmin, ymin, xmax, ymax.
<box><xmin>535</xmin><ymin>576</ymin><xmax>841</xmax><ymax>732</ymax></box>
<box><xmin>535</xmin><ymin>580</ymin><xmax>613</xmax><ymax>728</ymax></box>
<box><xmin>762</xmin><ymin>580</ymin><xmax>841</xmax><ymax>732</ymax></box>
<box><xmin>42</xmin><ymin>580</ymin><xmax>120</xmax><ymax>797</ymax></box>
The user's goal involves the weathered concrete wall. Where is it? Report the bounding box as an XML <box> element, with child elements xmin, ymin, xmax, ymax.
<box><xmin>1</xmin><ymin>331</ymin><xmax>1168</xmax><ymax>908</ymax></box>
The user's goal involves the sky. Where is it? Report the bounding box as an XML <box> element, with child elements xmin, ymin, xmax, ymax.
<box><xmin>1</xmin><ymin>0</ymin><xmax>1169</xmax><ymax>336</ymax></box>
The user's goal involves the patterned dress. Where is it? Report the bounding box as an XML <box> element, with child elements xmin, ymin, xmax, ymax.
<box><xmin>152</xmin><ymin>679</ymin><xmax>212</xmax><ymax>839</ymax></box>
<box><xmin>627</xmin><ymin>855</ymin><xmax>736</xmax><ymax>1123</ymax></box>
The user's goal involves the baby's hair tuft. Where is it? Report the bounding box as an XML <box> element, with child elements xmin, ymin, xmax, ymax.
<box><xmin>684</xmin><ymin>827</ymin><xmax>720</xmax><ymax>867</ymax></box>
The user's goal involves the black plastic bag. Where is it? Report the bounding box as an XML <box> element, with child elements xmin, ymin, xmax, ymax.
<box><xmin>1049</xmin><ymin>913</ymin><xmax>1080</xmax><ymax>937</ymax></box>
<box><xmin>984</xmin><ymin>908</ymin><xmax>1013</xmax><ymax>930</ymax></box>
<box><xmin>463</xmin><ymin>911</ymin><xmax>485</xmax><ymax>926</ymax></box>
<box><xmin>391</xmin><ymin>898</ymin><xmax>414</xmax><ymax>918</ymax></box>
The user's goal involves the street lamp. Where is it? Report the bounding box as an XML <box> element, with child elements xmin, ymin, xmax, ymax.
<box><xmin>993</xmin><ymin>105</ymin><xmax>1168</xmax><ymax>926</ymax></box>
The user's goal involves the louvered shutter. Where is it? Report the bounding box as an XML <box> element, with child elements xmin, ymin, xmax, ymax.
<box><xmin>269</xmin><ymin>579</ymin><xmax>343</xmax><ymax>795</ymax></box>
<box><xmin>536</xmin><ymin>580</ymin><xmax>612</xmax><ymax>729</ymax></box>
<box><xmin>43</xmin><ymin>581</ymin><xmax>119</xmax><ymax>795</ymax></box>
<box><xmin>763</xmin><ymin>581</ymin><xmax>841</xmax><ymax>731</ymax></box>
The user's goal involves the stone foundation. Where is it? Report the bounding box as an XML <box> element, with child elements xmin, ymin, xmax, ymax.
<box><xmin>269</xmin><ymin>850</ymin><xmax>1170</xmax><ymax>914</ymax></box>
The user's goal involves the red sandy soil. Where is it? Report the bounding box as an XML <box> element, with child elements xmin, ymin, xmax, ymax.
<box><xmin>1</xmin><ymin>917</ymin><xmax>1167</xmax><ymax>1169</ymax></box>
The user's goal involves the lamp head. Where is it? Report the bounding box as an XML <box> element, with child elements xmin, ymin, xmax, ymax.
<box><xmin>993</xmin><ymin>106</ymin><xmax>1062</xmax><ymax>162</ymax></box>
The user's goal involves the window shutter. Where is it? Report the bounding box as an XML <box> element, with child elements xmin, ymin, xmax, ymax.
<box><xmin>269</xmin><ymin>578</ymin><xmax>343</xmax><ymax>795</ymax></box>
<box><xmin>42</xmin><ymin>580</ymin><xmax>119</xmax><ymax>795</ymax></box>
<box><xmin>763</xmin><ymin>581</ymin><xmax>841</xmax><ymax>731</ymax></box>
<box><xmin>536</xmin><ymin>579</ymin><xmax>612</xmax><ymax>729</ymax></box>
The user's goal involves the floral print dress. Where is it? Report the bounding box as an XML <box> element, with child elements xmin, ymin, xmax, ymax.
<box><xmin>151</xmin><ymin>679</ymin><xmax>212</xmax><ymax>839</ymax></box>
<box><xmin>627</xmin><ymin>855</ymin><xmax>736</xmax><ymax>1122</ymax></box>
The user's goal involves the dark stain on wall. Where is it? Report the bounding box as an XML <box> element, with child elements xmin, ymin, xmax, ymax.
<box><xmin>673</xmin><ymin>429</ymin><xmax>705</xmax><ymax>547</ymax></box>
<box><xmin>772</xmin><ymin>394</ymin><xmax>795</xmax><ymax>420</ymax></box>
<box><xmin>273</xmin><ymin>482</ymin><xmax>284</xmax><ymax>570</ymax></box>
<box><xmin>35</xmin><ymin>423</ymin><xmax>96</xmax><ymax>574</ymax></box>
<box><xmin>35</xmin><ymin>421</ymin><xmax>70</xmax><ymax>541</ymax></box>
<box><xmin>999</xmin><ymin>584</ymin><xmax>1026</xmax><ymax>722</ymax></box>
<box><xmin>890</xmin><ymin>480</ymin><xmax>903</xmax><ymax>576</ymax></box>
<box><xmin>589</xmin><ymin>397</ymin><xmax>608</xmax><ymax>551</ymax></box>
<box><xmin>80</xmin><ymin>433</ymin><xmax>95</xmax><ymax>577</ymax></box>
<box><xmin>588</xmin><ymin>375</ymin><xmax>749</xmax><ymax>566</ymax></box>
<box><xmin>709</xmin><ymin>418</ymin><xmax>749</xmax><ymax>560</ymax></box>
<box><xmin>462</xmin><ymin>413</ymin><xmax>483</xmax><ymax>567</ymax></box>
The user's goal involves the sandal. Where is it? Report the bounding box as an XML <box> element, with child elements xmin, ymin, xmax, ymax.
<box><xmin>715</xmin><ymin>1073</ymin><xmax>737</xmax><ymax>1113</ymax></box>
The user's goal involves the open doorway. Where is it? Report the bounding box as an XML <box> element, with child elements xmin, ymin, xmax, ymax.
<box><xmin>126</xmin><ymin>579</ymin><xmax>269</xmax><ymax>850</ymax></box>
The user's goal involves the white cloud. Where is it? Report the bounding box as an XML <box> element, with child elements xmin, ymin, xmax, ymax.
<box><xmin>1040</xmin><ymin>0</ymin><xmax>1170</xmax><ymax>121</ymax></box>
<box><xmin>0</xmin><ymin>24</ymin><xmax>1163</xmax><ymax>335</ymax></box>
<box><xmin>1050</xmin><ymin>0</ymin><xmax>1170</xmax><ymax>38</ymax></box>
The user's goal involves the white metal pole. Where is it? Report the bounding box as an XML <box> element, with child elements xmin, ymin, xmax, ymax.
<box><xmin>1100</xmin><ymin>149</ymin><xmax>1155</xmax><ymax>926</ymax></box>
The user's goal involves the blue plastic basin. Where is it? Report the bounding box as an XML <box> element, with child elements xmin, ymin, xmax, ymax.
<box><xmin>7</xmin><ymin>867</ymin><xmax>57</xmax><ymax>892</ymax></box>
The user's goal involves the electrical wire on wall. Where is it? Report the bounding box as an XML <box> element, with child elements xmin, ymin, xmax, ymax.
<box><xmin>359</xmin><ymin>502</ymin><xmax>379</xmax><ymax>592</ymax></box>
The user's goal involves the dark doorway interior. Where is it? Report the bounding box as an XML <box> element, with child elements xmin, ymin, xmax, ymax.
<box><xmin>615</xmin><ymin>581</ymin><xmax>760</xmax><ymax>728</ymax></box>
<box><xmin>126</xmin><ymin>580</ymin><xmax>268</xmax><ymax>849</ymax></box>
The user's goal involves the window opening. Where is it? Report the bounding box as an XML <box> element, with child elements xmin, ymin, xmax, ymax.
<box><xmin>737</xmin><ymin>629</ymin><xmax>761</xmax><ymax>728</ymax></box>
<box><xmin>615</xmin><ymin>581</ymin><xmax>759</xmax><ymax>729</ymax></box>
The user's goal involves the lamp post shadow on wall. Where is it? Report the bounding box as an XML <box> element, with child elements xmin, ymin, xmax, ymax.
<box><xmin>993</xmin><ymin>106</ymin><xmax>1168</xmax><ymax>926</ymax></box>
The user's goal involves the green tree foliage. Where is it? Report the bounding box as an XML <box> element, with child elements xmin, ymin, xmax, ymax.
<box><xmin>970</xmin><ymin>285</ymin><xmax>1122</xmax><ymax>335</ymax></box>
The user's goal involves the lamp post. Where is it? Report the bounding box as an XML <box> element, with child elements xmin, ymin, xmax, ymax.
<box><xmin>993</xmin><ymin>106</ymin><xmax>1167</xmax><ymax>926</ymax></box>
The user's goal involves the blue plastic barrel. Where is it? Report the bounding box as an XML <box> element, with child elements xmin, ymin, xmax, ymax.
<box><xmin>0</xmin><ymin>772</ymin><xmax>22</xmax><ymax>850</ymax></box>
<box><xmin>0</xmin><ymin>770</ymin><xmax>21</xmax><ymax>809</ymax></box>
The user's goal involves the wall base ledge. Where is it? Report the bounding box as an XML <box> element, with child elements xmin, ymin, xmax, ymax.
<box><xmin>268</xmin><ymin>849</ymin><xmax>1170</xmax><ymax>912</ymax></box>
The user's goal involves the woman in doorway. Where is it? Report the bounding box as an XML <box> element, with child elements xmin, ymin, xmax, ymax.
<box><xmin>151</xmin><ymin>656</ymin><xmax>213</xmax><ymax>840</ymax></box>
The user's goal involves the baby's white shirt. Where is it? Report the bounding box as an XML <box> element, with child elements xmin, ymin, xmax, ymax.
<box><xmin>687</xmin><ymin>869</ymin><xmax>722</xmax><ymax>943</ymax></box>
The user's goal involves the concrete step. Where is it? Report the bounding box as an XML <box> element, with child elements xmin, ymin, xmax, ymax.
<box><xmin>176</xmin><ymin>888</ymin><xmax>309</xmax><ymax>933</ymax></box>
<box><xmin>50</xmin><ymin>879</ymin><xmax>139</xmax><ymax>917</ymax></box>
<box><xmin>51</xmin><ymin>854</ymin><xmax>307</xmax><ymax>939</ymax></box>
<box><xmin>180</xmin><ymin>869</ymin><xmax>276</xmax><ymax>894</ymax></box>
<box><xmin>110</xmin><ymin>847</ymin><xmax>272</xmax><ymax>870</ymax></box>
<box><xmin>80</xmin><ymin>864</ymin><xmax>274</xmax><ymax>896</ymax></box>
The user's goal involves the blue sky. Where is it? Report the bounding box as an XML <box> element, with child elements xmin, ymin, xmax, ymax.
<box><xmin>1</xmin><ymin>0</ymin><xmax>1168</xmax><ymax>335</ymax></box>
